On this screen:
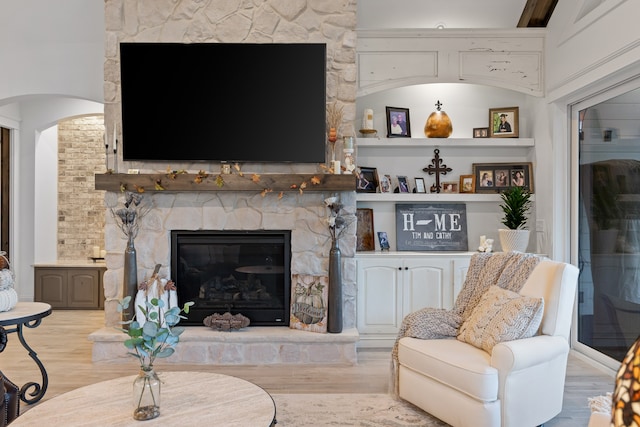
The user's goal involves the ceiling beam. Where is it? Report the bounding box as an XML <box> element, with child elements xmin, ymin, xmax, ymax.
<box><xmin>518</xmin><ymin>0</ymin><xmax>558</xmax><ymax>27</ymax></box>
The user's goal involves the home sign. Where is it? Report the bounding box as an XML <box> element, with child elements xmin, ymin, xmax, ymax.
<box><xmin>395</xmin><ymin>203</ymin><xmax>468</xmax><ymax>251</ymax></box>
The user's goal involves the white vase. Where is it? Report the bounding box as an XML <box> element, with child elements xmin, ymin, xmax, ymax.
<box><xmin>498</xmin><ymin>229</ymin><xmax>530</xmax><ymax>252</ymax></box>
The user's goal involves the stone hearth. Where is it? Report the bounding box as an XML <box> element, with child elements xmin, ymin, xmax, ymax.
<box><xmin>89</xmin><ymin>326</ymin><xmax>359</xmax><ymax>365</ymax></box>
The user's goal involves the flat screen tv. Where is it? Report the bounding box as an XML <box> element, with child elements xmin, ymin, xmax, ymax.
<box><xmin>119</xmin><ymin>42</ymin><xmax>327</xmax><ymax>163</ymax></box>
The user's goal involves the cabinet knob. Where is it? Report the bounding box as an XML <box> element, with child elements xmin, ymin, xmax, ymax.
<box><xmin>405</xmin><ymin>267</ymin><xmax>408</xmax><ymax>270</ymax></box>
<box><xmin>398</xmin><ymin>267</ymin><xmax>402</xmax><ymax>271</ymax></box>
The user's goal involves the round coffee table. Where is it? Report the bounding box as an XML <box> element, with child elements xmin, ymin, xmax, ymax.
<box><xmin>13</xmin><ymin>371</ymin><xmax>276</xmax><ymax>426</ymax></box>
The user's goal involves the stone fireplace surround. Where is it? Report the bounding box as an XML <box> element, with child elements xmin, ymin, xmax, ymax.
<box><xmin>96</xmin><ymin>0</ymin><xmax>359</xmax><ymax>364</ymax></box>
<box><xmin>89</xmin><ymin>189</ymin><xmax>359</xmax><ymax>365</ymax></box>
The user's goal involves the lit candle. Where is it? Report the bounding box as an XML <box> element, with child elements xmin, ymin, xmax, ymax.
<box><xmin>343</xmin><ymin>136</ymin><xmax>354</xmax><ymax>150</ymax></box>
<box><xmin>480</xmin><ymin>235</ymin><xmax>486</xmax><ymax>246</ymax></box>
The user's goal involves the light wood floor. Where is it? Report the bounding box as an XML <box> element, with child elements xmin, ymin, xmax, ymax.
<box><xmin>0</xmin><ymin>310</ymin><xmax>615</xmax><ymax>426</ymax></box>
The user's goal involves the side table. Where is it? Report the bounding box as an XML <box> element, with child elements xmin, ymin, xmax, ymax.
<box><xmin>0</xmin><ymin>302</ymin><xmax>52</xmax><ymax>404</ymax></box>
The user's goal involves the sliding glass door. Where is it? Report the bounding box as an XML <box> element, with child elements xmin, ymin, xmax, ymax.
<box><xmin>575</xmin><ymin>84</ymin><xmax>640</xmax><ymax>362</ymax></box>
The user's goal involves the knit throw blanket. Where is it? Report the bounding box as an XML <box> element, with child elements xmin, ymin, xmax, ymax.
<box><xmin>390</xmin><ymin>251</ymin><xmax>543</xmax><ymax>396</ymax></box>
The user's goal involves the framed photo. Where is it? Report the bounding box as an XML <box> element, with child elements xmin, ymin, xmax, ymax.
<box><xmin>379</xmin><ymin>174</ymin><xmax>392</xmax><ymax>193</ymax></box>
<box><xmin>473</xmin><ymin>127</ymin><xmax>489</xmax><ymax>138</ymax></box>
<box><xmin>377</xmin><ymin>232</ymin><xmax>390</xmax><ymax>250</ymax></box>
<box><xmin>472</xmin><ymin>162</ymin><xmax>534</xmax><ymax>193</ymax></box>
<box><xmin>489</xmin><ymin>107</ymin><xmax>519</xmax><ymax>138</ymax></box>
<box><xmin>397</xmin><ymin>176</ymin><xmax>410</xmax><ymax>193</ymax></box>
<box><xmin>385</xmin><ymin>106</ymin><xmax>411</xmax><ymax>138</ymax></box>
<box><xmin>356</xmin><ymin>208</ymin><xmax>375</xmax><ymax>251</ymax></box>
<box><xmin>414</xmin><ymin>177</ymin><xmax>426</xmax><ymax>193</ymax></box>
<box><xmin>459</xmin><ymin>175</ymin><xmax>475</xmax><ymax>193</ymax></box>
<box><xmin>356</xmin><ymin>167</ymin><xmax>378</xmax><ymax>193</ymax></box>
<box><xmin>441</xmin><ymin>181</ymin><xmax>458</xmax><ymax>193</ymax></box>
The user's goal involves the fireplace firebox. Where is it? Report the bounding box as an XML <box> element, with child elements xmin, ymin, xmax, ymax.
<box><xmin>171</xmin><ymin>230</ymin><xmax>291</xmax><ymax>326</ymax></box>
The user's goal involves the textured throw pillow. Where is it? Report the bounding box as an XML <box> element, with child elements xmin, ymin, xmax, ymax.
<box><xmin>457</xmin><ymin>285</ymin><xmax>544</xmax><ymax>352</ymax></box>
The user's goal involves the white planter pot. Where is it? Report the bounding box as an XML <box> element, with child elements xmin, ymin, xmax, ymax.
<box><xmin>498</xmin><ymin>229</ymin><xmax>530</xmax><ymax>253</ymax></box>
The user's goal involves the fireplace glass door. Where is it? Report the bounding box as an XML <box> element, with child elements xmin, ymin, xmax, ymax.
<box><xmin>171</xmin><ymin>230</ymin><xmax>291</xmax><ymax>326</ymax></box>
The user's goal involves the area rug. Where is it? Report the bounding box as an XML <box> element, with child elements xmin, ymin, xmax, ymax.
<box><xmin>272</xmin><ymin>393</ymin><xmax>449</xmax><ymax>426</ymax></box>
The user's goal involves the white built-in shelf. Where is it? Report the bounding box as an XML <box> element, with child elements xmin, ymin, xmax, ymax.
<box><xmin>356</xmin><ymin>193</ymin><xmax>535</xmax><ymax>202</ymax></box>
<box><xmin>356</xmin><ymin>137</ymin><xmax>534</xmax><ymax>148</ymax></box>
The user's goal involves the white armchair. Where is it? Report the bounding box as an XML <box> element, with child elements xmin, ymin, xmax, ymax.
<box><xmin>397</xmin><ymin>259</ymin><xmax>579</xmax><ymax>427</ymax></box>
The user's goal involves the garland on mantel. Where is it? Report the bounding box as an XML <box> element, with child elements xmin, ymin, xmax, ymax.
<box><xmin>104</xmin><ymin>164</ymin><xmax>347</xmax><ymax>197</ymax></box>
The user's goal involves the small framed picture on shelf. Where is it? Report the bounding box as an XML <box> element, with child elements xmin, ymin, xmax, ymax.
<box><xmin>385</xmin><ymin>106</ymin><xmax>411</xmax><ymax>138</ymax></box>
<box><xmin>473</xmin><ymin>127</ymin><xmax>489</xmax><ymax>138</ymax></box>
<box><xmin>414</xmin><ymin>177</ymin><xmax>426</xmax><ymax>193</ymax></box>
<box><xmin>441</xmin><ymin>181</ymin><xmax>458</xmax><ymax>193</ymax></box>
<box><xmin>489</xmin><ymin>107</ymin><xmax>519</xmax><ymax>138</ymax></box>
<box><xmin>356</xmin><ymin>167</ymin><xmax>378</xmax><ymax>193</ymax></box>
<box><xmin>472</xmin><ymin>162</ymin><xmax>534</xmax><ymax>193</ymax></box>
<box><xmin>356</xmin><ymin>208</ymin><xmax>375</xmax><ymax>251</ymax></box>
<box><xmin>379</xmin><ymin>174</ymin><xmax>392</xmax><ymax>193</ymax></box>
<box><xmin>459</xmin><ymin>175</ymin><xmax>475</xmax><ymax>193</ymax></box>
<box><xmin>397</xmin><ymin>176</ymin><xmax>410</xmax><ymax>193</ymax></box>
<box><xmin>378</xmin><ymin>231</ymin><xmax>390</xmax><ymax>251</ymax></box>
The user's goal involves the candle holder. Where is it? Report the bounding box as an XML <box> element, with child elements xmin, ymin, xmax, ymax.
<box><xmin>342</xmin><ymin>136</ymin><xmax>356</xmax><ymax>174</ymax></box>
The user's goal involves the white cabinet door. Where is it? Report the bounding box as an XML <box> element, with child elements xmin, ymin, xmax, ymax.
<box><xmin>402</xmin><ymin>258</ymin><xmax>451</xmax><ymax>315</ymax></box>
<box><xmin>356</xmin><ymin>258</ymin><xmax>402</xmax><ymax>335</ymax></box>
<box><xmin>356</xmin><ymin>253</ymin><xmax>473</xmax><ymax>347</ymax></box>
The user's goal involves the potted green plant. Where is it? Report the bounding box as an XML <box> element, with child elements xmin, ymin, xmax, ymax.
<box><xmin>498</xmin><ymin>186</ymin><xmax>532</xmax><ymax>252</ymax></box>
<box><xmin>117</xmin><ymin>296</ymin><xmax>193</xmax><ymax>421</ymax></box>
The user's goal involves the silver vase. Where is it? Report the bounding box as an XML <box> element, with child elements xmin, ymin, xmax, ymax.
<box><xmin>328</xmin><ymin>239</ymin><xmax>343</xmax><ymax>333</ymax></box>
<box><xmin>123</xmin><ymin>234</ymin><xmax>138</xmax><ymax>324</ymax></box>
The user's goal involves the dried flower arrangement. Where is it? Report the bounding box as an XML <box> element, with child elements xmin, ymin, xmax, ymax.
<box><xmin>324</xmin><ymin>196</ymin><xmax>351</xmax><ymax>243</ymax></box>
<box><xmin>326</xmin><ymin>102</ymin><xmax>344</xmax><ymax>162</ymax></box>
<box><xmin>111</xmin><ymin>192</ymin><xmax>152</xmax><ymax>240</ymax></box>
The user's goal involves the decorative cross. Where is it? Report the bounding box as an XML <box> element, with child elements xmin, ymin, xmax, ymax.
<box><xmin>423</xmin><ymin>149</ymin><xmax>452</xmax><ymax>193</ymax></box>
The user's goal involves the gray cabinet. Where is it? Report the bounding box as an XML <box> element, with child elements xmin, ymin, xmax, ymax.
<box><xmin>35</xmin><ymin>266</ymin><xmax>105</xmax><ymax>309</ymax></box>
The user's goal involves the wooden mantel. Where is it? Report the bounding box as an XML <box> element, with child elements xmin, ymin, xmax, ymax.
<box><xmin>94</xmin><ymin>173</ymin><xmax>356</xmax><ymax>193</ymax></box>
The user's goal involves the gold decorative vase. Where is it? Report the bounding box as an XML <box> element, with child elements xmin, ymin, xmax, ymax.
<box><xmin>424</xmin><ymin>100</ymin><xmax>452</xmax><ymax>138</ymax></box>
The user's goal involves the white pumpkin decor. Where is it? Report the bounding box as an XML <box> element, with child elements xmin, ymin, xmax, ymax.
<box><xmin>0</xmin><ymin>251</ymin><xmax>17</xmax><ymax>312</ymax></box>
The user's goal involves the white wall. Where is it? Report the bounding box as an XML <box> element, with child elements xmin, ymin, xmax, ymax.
<box><xmin>546</xmin><ymin>0</ymin><xmax>640</xmax><ymax>102</ymax></box>
<box><xmin>356</xmin><ymin>0</ymin><xmax>527</xmax><ymax>29</ymax></box>
<box><xmin>0</xmin><ymin>0</ymin><xmax>104</xmax><ymax>103</ymax></box>
<box><xmin>34</xmin><ymin>125</ymin><xmax>58</xmax><ymax>263</ymax></box>
<box><xmin>542</xmin><ymin>0</ymin><xmax>640</xmax><ymax>263</ymax></box>
<box><xmin>0</xmin><ymin>0</ymin><xmax>104</xmax><ymax>300</ymax></box>
<box><xmin>12</xmin><ymin>98</ymin><xmax>102</xmax><ymax>301</ymax></box>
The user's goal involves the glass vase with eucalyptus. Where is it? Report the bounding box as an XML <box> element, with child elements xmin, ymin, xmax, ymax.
<box><xmin>133</xmin><ymin>366</ymin><xmax>160</xmax><ymax>420</ymax></box>
<box><xmin>117</xmin><ymin>296</ymin><xmax>193</xmax><ymax>422</ymax></box>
